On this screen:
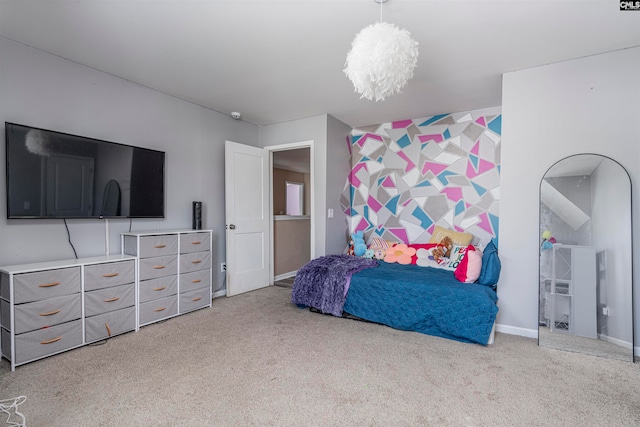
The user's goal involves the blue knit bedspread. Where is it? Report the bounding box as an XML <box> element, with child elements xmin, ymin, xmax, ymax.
<box><xmin>343</xmin><ymin>261</ymin><xmax>498</xmax><ymax>345</ymax></box>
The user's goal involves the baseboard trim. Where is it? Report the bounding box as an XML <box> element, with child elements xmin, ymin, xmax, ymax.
<box><xmin>495</xmin><ymin>323</ymin><xmax>538</xmax><ymax>339</ymax></box>
<box><xmin>274</xmin><ymin>271</ymin><xmax>297</xmax><ymax>282</ymax></box>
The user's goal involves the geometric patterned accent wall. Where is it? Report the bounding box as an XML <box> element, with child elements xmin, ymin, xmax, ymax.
<box><xmin>340</xmin><ymin>106</ymin><xmax>501</xmax><ymax>246</ymax></box>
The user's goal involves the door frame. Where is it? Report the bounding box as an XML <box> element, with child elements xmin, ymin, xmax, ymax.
<box><xmin>265</xmin><ymin>140</ymin><xmax>315</xmax><ymax>285</ymax></box>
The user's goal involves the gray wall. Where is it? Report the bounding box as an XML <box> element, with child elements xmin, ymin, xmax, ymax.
<box><xmin>0</xmin><ymin>37</ymin><xmax>259</xmax><ymax>294</ymax></box>
<box><xmin>500</xmin><ymin>47</ymin><xmax>639</xmax><ymax>353</ymax></box>
<box><xmin>259</xmin><ymin>114</ymin><xmax>351</xmax><ymax>257</ymax></box>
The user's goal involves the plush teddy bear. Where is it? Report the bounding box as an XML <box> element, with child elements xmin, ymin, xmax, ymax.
<box><xmin>432</xmin><ymin>236</ymin><xmax>453</xmax><ymax>262</ymax></box>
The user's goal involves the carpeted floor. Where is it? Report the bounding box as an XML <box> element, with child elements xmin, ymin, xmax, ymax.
<box><xmin>1</xmin><ymin>286</ymin><xmax>639</xmax><ymax>426</ymax></box>
<box><xmin>273</xmin><ymin>276</ymin><xmax>295</xmax><ymax>288</ymax></box>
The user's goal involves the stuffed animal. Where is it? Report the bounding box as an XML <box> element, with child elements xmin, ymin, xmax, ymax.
<box><xmin>364</xmin><ymin>249</ymin><xmax>375</xmax><ymax>259</ymax></box>
<box><xmin>373</xmin><ymin>248</ymin><xmax>386</xmax><ymax>260</ymax></box>
<box><xmin>432</xmin><ymin>236</ymin><xmax>453</xmax><ymax>262</ymax></box>
<box><xmin>352</xmin><ymin>230</ymin><xmax>367</xmax><ymax>257</ymax></box>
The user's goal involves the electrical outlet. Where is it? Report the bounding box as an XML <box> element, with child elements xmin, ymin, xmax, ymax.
<box><xmin>221</xmin><ymin>262</ymin><xmax>226</xmax><ymax>273</ymax></box>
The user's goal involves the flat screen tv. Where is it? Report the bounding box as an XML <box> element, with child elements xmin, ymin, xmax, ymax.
<box><xmin>5</xmin><ymin>122</ymin><xmax>165</xmax><ymax>219</ymax></box>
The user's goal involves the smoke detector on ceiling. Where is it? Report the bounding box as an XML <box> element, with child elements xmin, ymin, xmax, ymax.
<box><xmin>231</xmin><ymin>112</ymin><xmax>242</xmax><ymax>120</ymax></box>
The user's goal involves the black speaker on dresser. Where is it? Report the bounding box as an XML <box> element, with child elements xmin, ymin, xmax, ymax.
<box><xmin>192</xmin><ymin>201</ymin><xmax>202</xmax><ymax>230</ymax></box>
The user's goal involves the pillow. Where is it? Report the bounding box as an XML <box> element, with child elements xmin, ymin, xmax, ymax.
<box><xmin>407</xmin><ymin>243</ymin><xmax>437</xmax><ymax>264</ymax></box>
<box><xmin>476</xmin><ymin>241</ymin><xmax>501</xmax><ymax>288</ymax></box>
<box><xmin>428</xmin><ymin>225</ymin><xmax>473</xmax><ymax>246</ymax></box>
<box><xmin>383</xmin><ymin>244</ymin><xmax>416</xmax><ymax>265</ymax></box>
<box><xmin>368</xmin><ymin>237</ymin><xmax>398</xmax><ymax>260</ymax></box>
<box><xmin>368</xmin><ymin>237</ymin><xmax>396</xmax><ymax>250</ymax></box>
<box><xmin>454</xmin><ymin>245</ymin><xmax>483</xmax><ymax>283</ymax></box>
<box><xmin>416</xmin><ymin>244</ymin><xmax>466</xmax><ymax>271</ymax></box>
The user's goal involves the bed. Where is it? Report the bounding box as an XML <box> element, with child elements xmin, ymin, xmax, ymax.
<box><xmin>291</xmin><ymin>247</ymin><xmax>499</xmax><ymax>345</ymax></box>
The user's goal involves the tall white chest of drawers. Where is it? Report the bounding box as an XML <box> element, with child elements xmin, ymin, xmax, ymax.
<box><xmin>0</xmin><ymin>255</ymin><xmax>137</xmax><ymax>371</ymax></box>
<box><xmin>121</xmin><ymin>229</ymin><xmax>212</xmax><ymax>327</ymax></box>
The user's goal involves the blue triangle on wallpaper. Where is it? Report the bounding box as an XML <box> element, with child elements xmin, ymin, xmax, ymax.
<box><xmin>416</xmin><ymin>179</ymin><xmax>432</xmax><ymax>187</ymax></box>
<box><xmin>490</xmin><ymin>213</ymin><xmax>499</xmax><ymax>240</ymax></box>
<box><xmin>386</xmin><ymin>195</ymin><xmax>400</xmax><ymax>215</ymax></box>
<box><xmin>472</xmin><ymin>182</ymin><xmax>487</xmax><ymax>196</ymax></box>
<box><xmin>443</xmin><ymin>129</ymin><xmax>451</xmax><ymax>139</ymax></box>
<box><xmin>470</xmin><ymin>154</ymin><xmax>479</xmax><ymax>170</ymax></box>
<box><xmin>455</xmin><ymin>200</ymin><xmax>465</xmax><ymax>216</ymax></box>
<box><xmin>419</xmin><ymin>114</ymin><xmax>449</xmax><ymax>127</ymax></box>
<box><xmin>488</xmin><ymin>115</ymin><xmax>502</xmax><ymax>135</ymax></box>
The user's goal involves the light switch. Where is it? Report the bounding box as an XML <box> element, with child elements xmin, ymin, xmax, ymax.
<box><xmin>328</xmin><ymin>208</ymin><xmax>334</xmax><ymax>218</ymax></box>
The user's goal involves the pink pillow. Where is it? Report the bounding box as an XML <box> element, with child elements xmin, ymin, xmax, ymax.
<box><xmin>454</xmin><ymin>245</ymin><xmax>483</xmax><ymax>283</ymax></box>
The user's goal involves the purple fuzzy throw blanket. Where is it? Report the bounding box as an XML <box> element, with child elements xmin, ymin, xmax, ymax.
<box><xmin>291</xmin><ymin>255</ymin><xmax>378</xmax><ymax>316</ymax></box>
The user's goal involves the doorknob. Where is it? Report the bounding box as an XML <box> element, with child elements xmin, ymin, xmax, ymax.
<box><xmin>228</xmin><ymin>224</ymin><xmax>236</xmax><ymax>230</ymax></box>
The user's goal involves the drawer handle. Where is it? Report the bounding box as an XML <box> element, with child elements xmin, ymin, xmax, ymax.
<box><xmin>105</xmin><ymin>322</ymin><xmax>112</xmax><ymax>337</ymax></box>
<box><xmin>153</xmin><ymin>265</ymin><xmax>166</xmax><ymax>269</ymax></box>
<box><xmin>154</xmin><ymin>244</ymin><xmax>167</xmax><ymax>248</ymax></box>
<box><xmin>102</xmin><ymin>273</ymin><xmax>119</xmax><ymax>278</ymax></box>
<box><xmin>39</xmin><ymin>309</ymin><xmax>61</xmax><ymax>316</ymax></box>
<box><xmin>192</xmin><ymin>279</ymin><xmax>202</xmax><ymax>283</ymax></box>
<box><xmin>39</xmin><ymin>281</ymin><xmax>61</xmax><ymax>288</ymax></box>
<box><xmin>153</xmin><ymin>286</ymin><xmax>166</xmax><ymax>291</ymax></box>
<box><xmin>192</xmin><ymin>297</ymin><xmax>202</xmax><ymax>302</ymax></box>
<box><xmin>154</xmin><ymin>307</ymin><xmax>166</xmax><ymax>312</ymax></box>
<box><xmin>103</xmin><ymin>297</ymin><xmax>120</xmax><ymax>303</ymax></box>
<box><xmin>191</xmin><ymin>260</ymin><xmax>202</xmax><ymax>264</ymax></box>
<box><xmin>191</xmin><ymin>241</ymin><xmax>202</xmax><ymax>245</ymax></box>
<box><xmin>41</xmin><ymin>336</ymin><xmax>62</xmax><ymax>345</ymax></box>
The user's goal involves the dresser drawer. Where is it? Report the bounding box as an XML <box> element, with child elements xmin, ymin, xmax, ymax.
<box><xmin>139</xmin><ymin>275</ymin><xmax>177</xmax><ymax>303</ymax></box>
<box><xmin>124</xmin><ymin>234</ymin><xmax>178</xmax><ymax>258</ymax></box>
<box><xmin>180</xmin><ymin>269</ymin><xmax>210</xmax><ymax>294</ymax></box>
<box><xmin>139</xmin><ymin>296</ymin><xmax>178</xmax><ymax>325</ymax></box>
<box><xmin>11</xmin><ymin>267</ymin><xmax>81</xmax><ymax>304</ymax></box>
<box><xmin>84</xmin><ymin>260</ymin><xmax>135</xmax><ymax>291</ymax></box>
<box><xmin>139</xmin><ymin>255</ymin><xmax>177</xmax><ymax>280</ymax></box>
<box><xmin>85</xmin><ymin>306</ymin><xmax>135</xmax><ymax>343</ymax></box>
<box><xmin>85</xmin><ymin>283</ymin><xmax>135</xmax><ymax>317</ymax></box>
<box><xmin>180</xmin><ymin>232</ymin><xmax>210</xmax><ymax>254</ymax></box>
<box><xmin>180</xmin><ymin>251</ymin><xmax>211</xmax><ymax>274</ymax></box>
<box><xmin>179</xmin><ymin>288</ymin><xmax>210</xmax><ymax>314</ymax></box>
<box><xmin>12</xmin><ymin>293</ymin><xmax>81</xmax><ymax>334</ymax></box>
<box><xmin>9</xmin><ymin>319</ymin><xmax>83</xmax><ymax>365</ymax></box>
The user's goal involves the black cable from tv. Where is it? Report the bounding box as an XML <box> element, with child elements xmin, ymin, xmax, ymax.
<box><xmin>63</xmin><ymin>218</ymin><xmax>78</xmax><ymax>259</ymax></box>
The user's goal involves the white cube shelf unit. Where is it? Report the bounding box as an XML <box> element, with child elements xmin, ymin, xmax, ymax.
<box><xmin>0</xmin><ymin>255</ymin><xmax>137</xmax><ymax>371</ymax></box>
<box><xmin>121</xmin><ymin>229</ymin><xmax>212</xmax><ymax>327</ymax></box>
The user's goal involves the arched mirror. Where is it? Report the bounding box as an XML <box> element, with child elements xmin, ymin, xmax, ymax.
<box><xmin>538</xmin><ymin>154</ymin><xmax>634</xmax><ymax>362</ymax></box>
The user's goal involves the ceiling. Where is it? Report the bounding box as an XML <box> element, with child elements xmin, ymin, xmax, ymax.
<box><xmin>1</xmin><ymin>1</ymin><xmax>639</xmax><ymax>128</ymax></box>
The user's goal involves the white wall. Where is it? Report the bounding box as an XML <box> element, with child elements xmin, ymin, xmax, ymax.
<box><xmin>500</xmin><ymin>47</ymin><xmax>640</xmax><ymax>353</ymax></box>
<box><xmin>0</xmin><ymin>38</ymin><xmax>259</xmax><ymax>294</ymax></box>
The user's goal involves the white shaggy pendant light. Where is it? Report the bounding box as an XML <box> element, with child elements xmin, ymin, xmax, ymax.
<box><xmin>344</xmin><ymin>0</ymin><xmax>419</xmax><ymax>102</ymax></box>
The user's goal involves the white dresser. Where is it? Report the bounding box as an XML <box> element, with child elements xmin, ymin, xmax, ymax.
<box><xmin>121</xmin><ymin>229</ymin><xmax>212</xmax><ymax>327</ymax></box>
<box><xmin>0</xmin><ymin>255</ymin><xmax>136</xmax><ymax>371</ymax></box>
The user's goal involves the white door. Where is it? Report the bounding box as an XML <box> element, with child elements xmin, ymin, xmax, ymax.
<box><xmin>225</xmin><ymin>141</ymin><xmax>270</xmax><ymax>296</ymax></box>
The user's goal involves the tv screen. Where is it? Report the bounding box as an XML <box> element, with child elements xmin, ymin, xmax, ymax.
<box><xmin>5</xmin><ymin>122</ymin><xmax>165</xmax><ymax>219</ymax></box>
